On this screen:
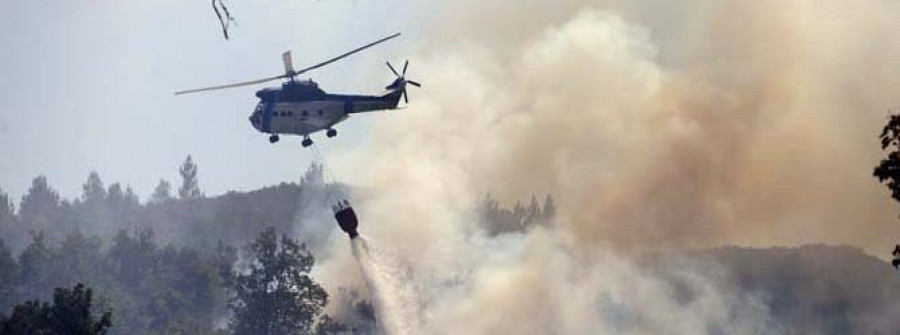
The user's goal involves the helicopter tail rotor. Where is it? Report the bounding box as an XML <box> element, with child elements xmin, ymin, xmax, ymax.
<box><xmin>386</xmin><ymin>60</ymin><xmax>421</xmax><ymax>105</ymax></box>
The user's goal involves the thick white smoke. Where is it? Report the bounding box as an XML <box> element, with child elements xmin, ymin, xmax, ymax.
<box><xmin>317</xmin><ymin>1</ymin><xmax>900</xmax><ymax>333</ymax></box>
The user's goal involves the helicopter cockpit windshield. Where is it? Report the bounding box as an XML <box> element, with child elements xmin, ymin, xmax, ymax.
<box><xmin>249</xmin><ymin>103</ymin><xmax>264</xmax><ymax>129</ymax></box>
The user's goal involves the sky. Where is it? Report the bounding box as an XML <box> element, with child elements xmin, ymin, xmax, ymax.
<box><xmin>0</xmin><ymin>0</ymin><xmax>415</xmax><ymax>202</ymax></box>
<box><xmin>3</xmin><ymin>0</ymin><xmax>900</xmax><ymax>255</ymax></box>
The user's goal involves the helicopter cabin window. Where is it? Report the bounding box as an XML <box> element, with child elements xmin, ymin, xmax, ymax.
<box><xmin>318</xmin><ymin>110</ymin><xmax>323</xmax><ymax>116</ymax></box>
<box><xmin>288</xmin><ymin>111</ymin><xmax>294</xmax><ymax>117</ymax></box>
<box><xmin>302</xmin><ymin>111</ymin><xmax>308</xmax><ymax>117</ymax></box>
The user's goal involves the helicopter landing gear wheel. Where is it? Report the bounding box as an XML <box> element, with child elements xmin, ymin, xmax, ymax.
<box><xmin>302</xmin><ymin>137</ymin><xmax>313</xmax><ymax>148</ymax></box>
<box><xmin>269</xmin><ymin>134</ymin><xmax>280</xmax><ymax>144</ymax></box>
<box><xmin>326</xmin><ymin>129</ymin><xmax>337</xmax><ymax>138</ymax></box>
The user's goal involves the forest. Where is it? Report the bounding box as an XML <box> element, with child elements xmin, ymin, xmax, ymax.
<box><xmin>0</xmin><ymin>157</ymin><xmax>554</xmax><ymax>334</ymax></box>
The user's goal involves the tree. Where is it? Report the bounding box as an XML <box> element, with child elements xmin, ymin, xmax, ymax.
<box><xmin>513</xmin><ymin>200</ymin><xmax>526</xmax><ymax>226</ymax></box>
<box><xmin>179</xmin><ymin>155</ymin><xmax>203</xmax><ymax>200</ymax></box>
<box><xmin>0</xmin><ymin>188</ymin><xmax>15</xmax><ymax>244</ymax></box>
<box><xmin>875</xmin><ymin>113</ymin><xmax>900</xmax><ymax>202</ymax></box>
<box><xmin>19</xmin><ymin>231</ymin><xmax>51</xmax><ymax>294</ymax></box>
<box><xmin>19</xmin><ymin>176</ymin><xmax>62</xmax><ymax>234</ymax></box>
<box><xmin>525</xmin><ymin>195</ymin><xmax>541</xmax><ymax>227</ymax></box>
<box><xmin>541</xmin><ymin>194</ymin><xmax>556</xmax><ymax>225</ymax></box>
<box><xmin>150</xmin><ymin>179</ymin><xmax>173</xmax><ymax>204</ymax></box>
<box><xmin>0</xmin><ymin>283</ymin><xmax>112</xmax><ymax>335</ymax></box>
<box><xmin>79</xmin><ymin>172</ymin><xmax>108</xmax><ymax>235</ymax></box>
<box><xmin>230</xmin><ymin>227</ymin><xmax>328</xmax><ymax>335</ymax></box>
<box><xmin>875</xmin><ymin>113</ymin><xmax>900</xmax><ymax>264</ymax></box>
<box><xmin>314</xmin><ymin>315</ymin><xmax>348</xmax><ymax>335</ymax></box>
<box><xmin>105</xmin><ymin>183</ymin><xmax>140</xmax><ymax>230</ymax></box>
<box><xmin>81</xmin><ymin>172</ymin><xmax>107</xmax><ymax>205</ymax></box>
<box><xmin>0</xmin><ymin>239</ymin><xmax>20</xmax><ymax>313</ymax></box>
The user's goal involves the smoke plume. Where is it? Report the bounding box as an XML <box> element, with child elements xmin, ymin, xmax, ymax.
<box><xmin>319</xmin><ymin>1</ymin><xmax>900</xmax><ymax>333</ymax></box>
<box><xmin>339</xmin><ymin>0</ymin><xmax>900</xmax><ymax>252</ymax></box>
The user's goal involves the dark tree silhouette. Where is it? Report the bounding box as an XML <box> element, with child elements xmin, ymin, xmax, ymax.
<box><xmin>874</xmin><ymin>113</ymin><xmax>900</xmax><ymax>203</ymax></box>
<box><xmin>150</xmin><ymin>179</ymin><xmax>173</xmax><ymax>204</ymax></box>
<box><xmin>81</xmin><ymin>172</ymin><xmax>106</xmax><ymax>205</ymax></box>
<box><xmin>874</xmin><ymin>113</ymin><xmax>900</xmax><ymax>268</ymax></box>
<box><xmin>0</xmin><ymin>188</ymin><xmax>14</xmax><ymax>244</ymax></box>
<box><xmin>179</xmin><ymin>155</ymin><xmax>203</xmax><ymax>200</ymax></box>
<box><xmin>0</xmin><ymin>239</ymin><xmax>18</xmax><ymax>313</ymax></box>
<box><xmin>477</xmin><ymin>193</ymin><xmax>557</xmax><ymax>235</ymax></box>
<box><xmin>542</xmin><ymin>194</ymin><xmax>557</xmax><ymax>224</ymax></box>
<box><xmin>229</xmin><ymin>227</ymin><xmax>329</xmax><ymax>335</ymax></box>
<box><xmin>0</xmin><ymin>283</ymin><xmax>112</xmax><ymax>335</ymax></box>
<box><xmin>19</xmin><ymin>176</ymin><xmax>62</xmax><ymax>235</ymax></box>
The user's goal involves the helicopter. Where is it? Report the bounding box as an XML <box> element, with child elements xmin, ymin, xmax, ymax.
<box><xmin>175</xmin><ymin>32</ymin><xmax>420</xmax><ymax>147</ymax></box>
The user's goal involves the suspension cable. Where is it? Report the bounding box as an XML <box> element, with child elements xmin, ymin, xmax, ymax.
<box><xmin>309</xmin><ymin>142</ymin><xmax>342</xmax><ymax>205</ymax></box>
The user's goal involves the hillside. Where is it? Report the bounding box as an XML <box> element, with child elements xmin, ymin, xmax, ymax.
<box><xmin>645</xmin><ymin>245</ymin><xmax>900</xmax><ymax>334</ymax></box>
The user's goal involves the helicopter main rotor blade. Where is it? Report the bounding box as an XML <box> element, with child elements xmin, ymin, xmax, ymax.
<box><xmin>295</xmin><ymin>32</ymin><xmax>401</xmax><ymax>76</ymax></box>
<box><xmin>387</xmin><ymin>62</ymin><xmax>400</xmax><ymax>78</ymax></box>
<box><xmin>406</xmin><ymin>80</ymin><xmax>421</xmax><ymax>87</ymax></box>
<box><xmin>402</xmin><ymin>60</ymin><xmax>408</xmax><ymax>76</ymax></box>
<box><xmin>174</xmin><ymin>74</ymin><xmax>286</xmax><ymax>95</ymax></box>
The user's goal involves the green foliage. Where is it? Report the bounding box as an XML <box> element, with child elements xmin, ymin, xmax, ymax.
<box><xmin>230</xmin><ymin>227</ymin><xmax>328</xmax><ymax>335</ymax></box>
<box><xmin>106</xmin><ymin>229</ymin><xmax>230</xmax><ymax>335</ymax></box>
<box><xmin>0</xmin><ymin>229</ymin><xmax>233</xmax><ymax>335</ymax></box>
<box><xmin>0</xmin><ymin>283</ymin><xmax>112</xmax><ymax>335</ymax></box>
<box><xmin>0</xmin><ymin>161</ymin><xmax>346</xmax><ymax>334</ymax></box>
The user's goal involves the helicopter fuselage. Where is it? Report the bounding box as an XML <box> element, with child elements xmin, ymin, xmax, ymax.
<box><xmin>175</xmin><ymin>33</ymin><xmax>418</xmax><ymax>147</ymax></box>
<box><xmin>249</xmin><ymin>80</ymin><xmax>402</xmax><ymax>141</ymax></box>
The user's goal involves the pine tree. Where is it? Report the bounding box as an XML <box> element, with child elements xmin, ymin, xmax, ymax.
<box><xmin>525</xmin><ymin>195</ymin><xmax>541</xmax><ymax>227</ymax></box>
<box><xmin>81</xmin><ymin>172</ymin><xmax>106</xmax><ymax>205</ymax></box>
<box><xmin>0</xmin><ymin>239</ymin><xmax>19</xmax><ymax>313</ymax></box>
<box><xmin>150</xmin><ymin>179</ymin><xmax>173</xmax><ymax>204</ymax></box>
<box><xmin>542</xmin><ymin>194</ymin><xmax>557</xmax><ymax>225</ymax></box>
<box><xmin>178</xmin><ymin>155</ymin><xmax>203</xmax><ymax>200</ymax></box>
<box><xmin>79</xmin><ymin>172</ymin><xmax>108</xmax><ymax>234</ymax></box>
<box><xmin>19</xmin><ymin>176</ymin><xmax>61</xmax><ymax>234</ymax></box>
<box><xmin>0</xmin><ymin>188</ymin><xmax>15</xmax><ymax>240</ymax></box>
<box><xmin>513</xmin><ymin>200</ymin><xmax>526</xmax><ymax>227</ymax></box>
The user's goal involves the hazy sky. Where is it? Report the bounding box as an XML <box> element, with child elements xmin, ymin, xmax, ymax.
<box><xmin>0</xmin><ymin>0</ymin><xmax>416</xmax><ymax>201</ymax></box>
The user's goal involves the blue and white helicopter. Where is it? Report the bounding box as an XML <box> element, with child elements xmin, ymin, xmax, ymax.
<box><xmin>176</xmin><ymin>33</ymin><xmax>419</xmax><ymax>147</ymax></box>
